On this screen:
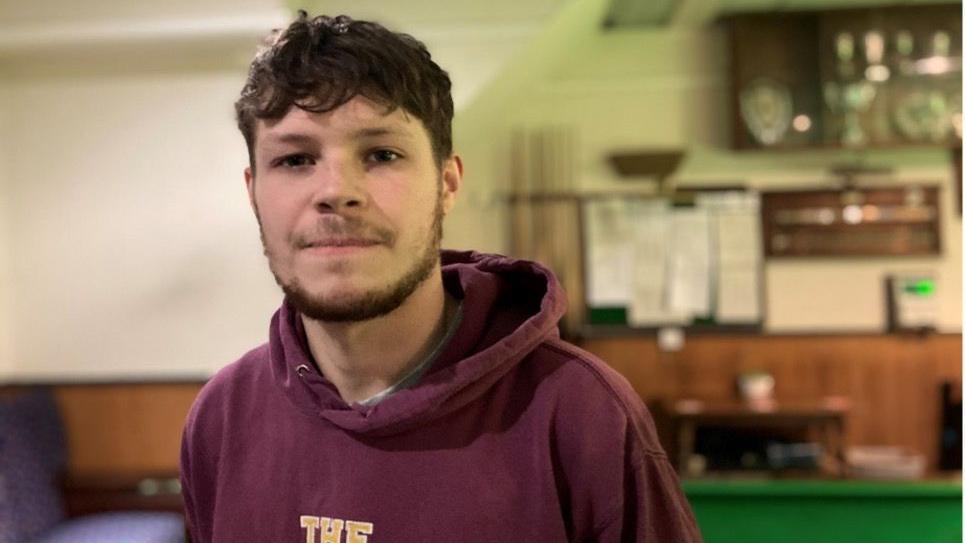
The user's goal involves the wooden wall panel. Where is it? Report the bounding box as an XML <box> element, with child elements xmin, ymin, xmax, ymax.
<box><xmin>6</xmin><ymin>334</ymin><xmax>959</xmax><ymax>476</ymax></box>
<box><xmin>584</xmin><ymin>337</ymin><xmax>665</xmax><ymax>399</ymax></box>
<box><xmin>579</xmin><ymin>333</ymin><xmax>962</xmax><ymax>471</ymax></box>
<box><xmin>53</xmin><ymin>383</ymin><xmax>203</xmax><ymax>474</ymax></box>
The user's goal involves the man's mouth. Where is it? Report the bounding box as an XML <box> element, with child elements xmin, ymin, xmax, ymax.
<box><xmin>298</xmin><ymin>237</ymin><xmax>384</xmax><ymax>256</ymax></box>
<box><xmin>305</xmin><ymin>238</ymin><xmax>381</xmax><ymax>248</ymax></box>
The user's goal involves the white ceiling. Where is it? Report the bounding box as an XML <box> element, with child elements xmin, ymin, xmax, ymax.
<box><xmin>0</xmin><ymin>0</ymin><xmax>572</xmax><ymax>109</ymax></box>
<box><xmin>0</xmin><ymin>0</ymin><xmax>287</xmax><ymax>57</ymax></box>
<box><xmin>605</xmin><ymin>0</ymin><xmax>960</xmax><ymax>27</ymax></box>
<box><xmin>1</xmin><ymin>0</ymin><xmax>949</xmax><ymax>94</ymax></box>
<box><xmin>289</xmin><ymin>0</ymin><xmax>565</xmax><ymax>28</ymax></box>
<box><xmin>0</xmin><ymin>0</ymin><xmax>951</xmax><ymax>29</ymax></box>
<box><xmin>0</xmin><ymin>0</ymin><xmax>282</xmax><ymax>24</ymax></box>
<box><xmin>0</xmin><ymin>0</ymin><xmax>568</xmax><ymax>41</ymax></box>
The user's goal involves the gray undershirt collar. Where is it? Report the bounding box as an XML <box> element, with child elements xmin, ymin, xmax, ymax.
<box><xmin>356</xmin><ymin>301</ymin><xmax>463</xmax><ymax>407</ymax></box>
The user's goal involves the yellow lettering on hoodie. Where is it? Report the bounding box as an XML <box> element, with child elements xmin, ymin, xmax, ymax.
<box><xmin>300</xmin><ymin>516</ymin><xmax>320</xmax><ymax>543</ymax></box>
<box><xmin>346</xmin><ymin>520</ymin><xmax>375</xmax><ymax>543</ymax></box>
<box><xmin>319</xmin><ymin>517</ymin><xmax>345</xmax><ymax>543</ymax></box>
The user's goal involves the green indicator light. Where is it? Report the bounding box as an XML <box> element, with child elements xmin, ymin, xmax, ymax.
<box><xmin>903</xmin><ymin>280</ymin><xmax>935</xmax><ymax>296</ymax></box>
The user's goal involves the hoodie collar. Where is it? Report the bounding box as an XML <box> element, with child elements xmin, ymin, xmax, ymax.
<box><xmin>268</xmin><ymin>250</ymin><xmax>567</xmax><ymax>436</ymax></box>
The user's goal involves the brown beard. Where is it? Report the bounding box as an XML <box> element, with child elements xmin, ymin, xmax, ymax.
<box><xmin>255</xmin><ymin>191</ymin><xmax>444</xmax><ymax>323</ymax></box>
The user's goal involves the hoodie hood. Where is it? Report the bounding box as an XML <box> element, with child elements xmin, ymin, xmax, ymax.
<box><xmin>267</xmin><ymin>250</ymin><xmax>568</xmax><ymax>436</ymax></box>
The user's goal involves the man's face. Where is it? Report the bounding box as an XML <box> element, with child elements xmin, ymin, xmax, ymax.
<box><xmin>245</xmin><ymin>95</ymin><xmax>461</xmax><ymax>322</ymax></box>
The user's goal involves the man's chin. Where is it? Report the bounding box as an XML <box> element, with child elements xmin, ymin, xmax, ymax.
<box><xmin>281</xmin><ymin>267</ymin><xmax>432</xmax><ymax>323</ymax></box>
<box><xmin>286</xmin><ymin>288</ymin><xmax>408</xmax><ymax>323</ymax></box>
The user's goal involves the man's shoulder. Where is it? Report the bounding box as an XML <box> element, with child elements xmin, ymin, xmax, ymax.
<box><xmin>528</xmin><ymin>338</ymin><xmax>641</xmax><ymax>408</ymax></box>
<box><xmin>201</xmin><ymin>343</ymin><xmax>271</xmax><ymax>397</ymax></box>
<box><xmin>185</xmin><ymin>343</ymin><xmax>271</xmax><ymax>432</ymax></box>
<box><xmin>525</xmin><ymin>337</ymin><xmax>666</xmax><ymax>458</ymax></box>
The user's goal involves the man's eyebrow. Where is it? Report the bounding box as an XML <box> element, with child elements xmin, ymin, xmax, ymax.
<box><xmin>351</xmin><ymin>126</ymin><xmax>414</xmax><ymax>140</ymax></box>
<box><xmin>262</xmin><ymin>133</ymin><xmax>318</xmax><ymax>147</ymax></box>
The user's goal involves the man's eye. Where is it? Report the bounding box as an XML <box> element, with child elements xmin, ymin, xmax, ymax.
<box><xmin>368</xmin><ymin>149</ymin><xmax>401</xmax><ymax>163</ymax></box>
<box><xmin>276</xmin><ymin>154</ymin><xmax>315</xmax><ymax>168</ymax></box>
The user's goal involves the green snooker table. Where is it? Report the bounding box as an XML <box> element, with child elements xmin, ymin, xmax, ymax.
<box><xmin>683</xmin><ymin>479</ymin><xmax>962</xmax><ymax>543</ymax></box>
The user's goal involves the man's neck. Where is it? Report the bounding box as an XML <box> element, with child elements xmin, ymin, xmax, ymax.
<box><xmin>300</xmin><ymin>269</ymin><xmax>454</xmax><ymax>404</ymax></box>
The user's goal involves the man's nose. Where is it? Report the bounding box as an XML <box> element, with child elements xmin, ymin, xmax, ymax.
<box><xmin>310</xmin><ymin>157</ymin><xmax>367</xmax><ymax>213</ymax></box>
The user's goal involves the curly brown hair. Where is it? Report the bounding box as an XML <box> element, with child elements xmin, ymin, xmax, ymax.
<box><xmin>235</xmin><ymin>12</ymin><xmax>454</xmax><ymax>169</ymax></box>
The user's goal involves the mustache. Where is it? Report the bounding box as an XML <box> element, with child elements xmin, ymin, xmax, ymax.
<box><xmin>293</xmin><ymin>216</ymin><xmax>395</xmax><ymax>248</ymax></box>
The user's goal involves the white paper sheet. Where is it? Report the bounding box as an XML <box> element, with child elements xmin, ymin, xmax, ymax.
<box><xmin>583</xmin><ymin>198</ymin><xmax>635</xmax><ymax>307</ymax></box>
<box><xmin>666</xmin><ymin>208</ymin><xmax>712</xmax><ymax>317</ymax></box>
<box><xmin>709</xmin><ymin>194</ymin><xmax>763</xmax><ymax>323</ymax></box>
<box><xmin>626</xmin><ymin>200</ymin><xmax>689</xmax><ymax>326</ymax></box>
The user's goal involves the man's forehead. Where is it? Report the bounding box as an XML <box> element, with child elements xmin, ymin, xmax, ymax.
<box><xmin>258</xmin><ymin>97</ymin><xmax>421</xmax><ymax>144</ymax></box>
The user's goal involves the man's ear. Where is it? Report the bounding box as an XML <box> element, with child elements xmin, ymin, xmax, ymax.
<box><xmin>441</xmin><ymin>155</ymin><xmax>463</xmax><ymax>215</ymax></box>
<box><xmin>245</xmin><ymin>167</ymin><xmax>257</xmax><ymax>214</ymax></box>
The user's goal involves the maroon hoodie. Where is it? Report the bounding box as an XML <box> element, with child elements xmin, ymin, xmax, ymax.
<box><xmin>180</xmin><ymin>251</ymin><xmax>701</xmax><ymax>542</ymax></box>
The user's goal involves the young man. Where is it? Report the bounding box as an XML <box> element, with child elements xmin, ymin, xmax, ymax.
<box><xmin>180</xmin><ymin>12</ymin><xmax>701</xmax><ymax>543</ymax></box>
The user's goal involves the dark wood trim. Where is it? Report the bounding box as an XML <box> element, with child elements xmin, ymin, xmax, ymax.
<box><xmin>0</xmin><ymin>376</ymin><xmax>209</xmax><ymax>387</ymax></box>
<box><xmin>63</xmin><ymin>470</ymin><xmax>185</xmax><ymax>517</ymax></box>
<box><xmin>577</xmin><ymin>325</ymin><xmax>961</xmax><ymax>340</ymax></box>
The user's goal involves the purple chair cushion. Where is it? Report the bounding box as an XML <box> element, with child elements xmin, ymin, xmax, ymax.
<box><xmin>31</xmin><ymin>511</ymin><xmax>185</xmax><ymax>543</ymax></box>
<box><xmin>0</xmin><ymin>389</ymin><xmax>67</xmax><ymax>543</ymax></box>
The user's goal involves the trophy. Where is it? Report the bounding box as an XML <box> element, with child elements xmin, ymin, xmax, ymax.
<box><xmin>891</xmin><ymin>30</ymin><xmax>958</xmax><ymax>143</ymax></box>
<box><xmin>740</xmin><ymin>78</ymin><xmax>793</xmax><ymax>146</ymax></box>
<box><xmin>824</xmin><ymin>31</ymin><xmax>879</xmax><ymax>146</ymax></box>
<box><xmin>824</xmin><ymin>80</ymin><xmax>877</xmax><ymax>146</ymax></box>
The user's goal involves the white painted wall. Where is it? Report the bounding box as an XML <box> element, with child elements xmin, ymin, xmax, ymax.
<box><xmin>0</xmin><ymin>82</ymin><xmax>15</xmax><ymax>375</ymax></box>
<box><xmin>1</xmin><ymin>72</ymin><xmax>283</xmax><ymax>380</ymax></box>
<box><xmin>448</xmin><ymin>0</ymin><xmax>616</xmax><ymax>255</ymax></box>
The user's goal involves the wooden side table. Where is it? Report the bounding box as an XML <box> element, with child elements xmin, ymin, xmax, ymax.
<box><xmin>668</xmin><ymin>398</ymin><xmax>849</xmax><ymax>477</ymax></box>
<box><xmin>62</xmin><ymin>471</ymin><xmax>185</xmax><ymax>517</ymax></box>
